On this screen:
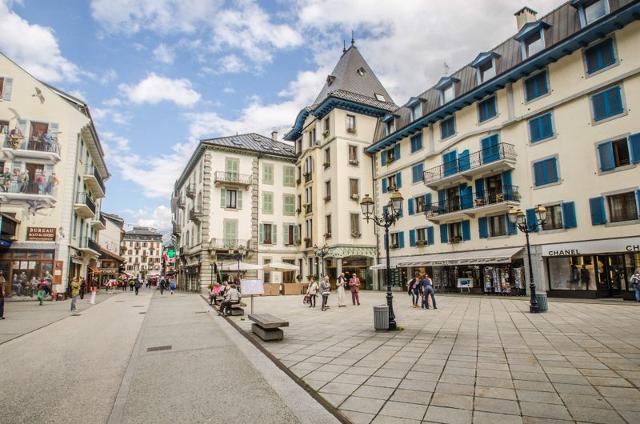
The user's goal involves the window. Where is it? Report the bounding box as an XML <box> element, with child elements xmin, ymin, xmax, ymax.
<box><xmin>285</xmin><ymin>224</ymin><xmax>297</xmax><ymax>245</ymax></box>
<box><xmin>524</xmin><ymin>70</ymin><xmax>549</xmax><ymax>101</ymax></box>
<box><xmin>0</xmin><ymin>77</ymin><xmax>12</xmax><ymax>101</ymax></box>
<box><xmin>416</xmin><ymin>228</ymin><xmax>426</xmax><ymax>243</ymax></box>
<box><xmin>384</xmin><ymin>148</ymin><xmax>396</xmax><ymax>164</ymax></box>
<box><xmin>441</xmin><ymin>116</ymin><xmax>456</xmax><ymax>140</ymax></box>
<box><xmin>324</xmin><ymin>180</ymin><xmax>331</xmax><ymax>201</ymax></box>
<box><xmin>283</xmin><ymin>166</ymin><xmax>295</xmax><ymax>187</ymax></box>
<box><xmin>591</xmin><ymin>85</ymin><xmax>624</xmax><ymax>122</ymax></box>
<box><xmin>0</xmin><ymin>77</ymin><xmax>4</xmax><ymax>98</ymax></box>
<box><xmin>323</xmin><ymin>117</ymin><xmax>330</xmax><ymax>136</ymax></box>
<box><xmin>478</xmin><ymin>60</ymin><xmax>496</xmax><ymax>83</ymax></box>
<box><xmin>225</xmin><ymin>157</ymin><xmax>239</xmax><ymax>180</ymax></box>
<box><xmin>533</xmin><ymin>157</ymin><xmax>559</xmax><ymax>187</ymax></box>
<box><xmin>585</xmin><ymin>38</ymin><xmax>616</xmax><ymax>75</ymax></box>
<box><xmin>324</xmin><ymin>147</ymin><xmax>330</xmax><ymax>168</ymax></box>
<box><xmin>607</xmin><ymin>192</ymin><xmax>638</xmax><ymax>223</ymax></box>
<box><xmin>410</xmin><ymin>134</ymin><xmax>423</xmax><ymax>153</ymax></box>
<box><xmin>346</xmin><ymin>114</ymin><xmax>356</xmax><ymax>133</ymax></box>
<box><xmin>350</xmin><ymin>213</ymin><xmax>360</xmax><ymax>237</ymax></box>
<box><xmin>374</xmin><ymin>93</ymin><xmax>386</xmax><ymax>102</ymax></box>
<box><xmin>583</xmin><ymin>0</ymin><xmax>608</xmax><ymax>26</ymax></box>
<box><xmin>349</xmin><ymin>178</ymin><xmax>359</xmax><ymax>199</ymax></box>
<box><xmin>308</xmin><ymin>128</ymin><xmax>316</xmax><ymax>147</ymax></box>
<box><xmin>283</xmin><ymin>194</ymin><xmax>295</xmax><ymax>216</ymax></box>
<box><xmin>488</xmin><ymin>215</ymin><xmax>507</xmax><ymax>237</ymax></box>
<box><xmin>305</xmin><ymin>219</ymin><xmax>313</xmax><ymax>244</ymax></box>
<box><xmin>262</xmin><ymin>191</ymin><xmax>273</xmax><ymax>214</ymax></box>
<box><xmin>542</xmin><ymin>204</ymin><xmax>563</xmax><ymax>230</ymax></box>
<box><xmin>348</xmin><ymin>145</ymin><xmax>358</xmax><ymax>164</ymax></box>
<box><xmin>262</xmin><ymin>223</ymin><xmax>273</xmax><ymax>244</ymax></box>
<box><xmin>442</xmin><ymin>84</ymin><xmax>455</xmax><ymax>104</ymax></box>
<box><xmin>262</xmin><ymin>163</ymin><xmax>273</xmax><ymax>185</ymax></box>
<box><xmin>410</xmin><ymin>103</ymin><xmax>422</xmax><ymax>121</ymax></box>
<box><xmin>524</xmin><ymin>31</ymin><xmax>545</xmax><ymax>58</ymax></box>
<box><xmin>415</xmin><ymin>195</ymin><xmax>426</xmax><ymax>213</ymax></box>
<box><xmin>384</xmin><ymin>119</ymin><xmax>395</xmax><ymax>136</ymax></box>
<box><xmin>598</xmin><ymin>134</ymin><xmax>640</xmax><ymax>171</ymax></box>
<box><xmin>325</xmin><ymin>215</ymin><xmax>332</xmax><ymax>238</ymax></box>
<box><xmin>478</xmin><ymin>96</ymin><xmax>497</xmax><ymax>122</ymax></box>
<box><xmin>529</xmin><ymin>112</ymin><xmax>554</xmax><ymax>143</ymax></box>
<box><xmin>412</xmin><ymin>163</ymin><xmax>424</xmax><ymax>184</ymax></box>
<box><xmin>225</xmin><ymin>189</ymin><xmax>238</xmax><ymax>209</ymax></box>
<box><xmin>449</xmin><ymin>222</ymin><xmax>462</xmax><ymax>242</ymax></box>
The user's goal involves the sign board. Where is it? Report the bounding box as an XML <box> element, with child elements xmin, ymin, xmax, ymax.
<box><xmin>541</xmin><ymin>237</ymin><xmax>640</xmax><ymax>257</ymax></box>
<box><xmin>27</xmin><ymin>227</ymin><xmax>56</xmax><ymax>241</ymax></box>
<box><xmin>457</xmin><ymin>278</ymin><xmax>473</xmax><ymax>288</ymax></box>
<box><xmin>53</xmin><ymin>261</ymin><xmax>63</xmax><ymax>284</ymax></box>
<box><xmin>240</xmin><ymin>279</ymin><xmax>264</xmax><ymax>295</ymax></box>
<box><xmin>166</xmin><ymin>249</ymin><xmax>176</xmax><ymax>258</ymax></box>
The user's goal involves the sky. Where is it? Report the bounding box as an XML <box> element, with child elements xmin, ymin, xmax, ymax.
<box><xmin>0</xmin><ymin>0</ymin><xmax>562</xmax><ymax>235</ymax></box>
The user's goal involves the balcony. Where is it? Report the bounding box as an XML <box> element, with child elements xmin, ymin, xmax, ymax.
<box><xmin>2</xmin><ymin>137</ymin><xmax>61</xmax><ymax>163</ymax></box>
<box><xmin>0</xmin><ymin>181</ymin><xmax>56</xmax><ymax>205</ymax></box>
<box><xmin>426</xmin><ymin>186</ymin><xmax>521</xmax><ymax>224</ymax></box>
<box><xmin>177</xmin><ymin>197</ymin><xmax>185</xmax><ymax>209</ymax></box>
<box><xmin>210</xmin><ymin>238</ymin><xmax>249</xmax><ymax>251</ymax></box>
<box><xmin>189</xmin><ymin>208</ymin><xmax>204</xmax><ymax>223</ymax></box>
<box><xmin>303</xmin><ymin>172</ymin><xmax>312</xmax><ymax>183</ymax></box>
<box><xmin>423</xmin><ymin>143</ymin><xmax>516</xmax><ymax>189</ymax></box>
<box><xmin>78</xmin><ymin>237</ymin><xmax>101</xmax><ymax>257</ymax></box>
<box><xmin>186</xmin><ymin>183</ymin><xmax>196</xmax><ymax>199</ymax></box>
<box><xmin>90</xmin><ymin>214</ymin><xmax>106</xmax><ymax>230</ymax></box>
<box><xmin>74</xmin><ymin>192</ymin><xmax>96</xmax><ymax>219</ymax></box>
<box><xmin>172</xmin><ymin>221</ymin><xmax>182</xmax><ymax>236</ymax></box>
<box><xmin>82</xmin><ymin>165</ymin><xmax>105</xmax><ymax>198</ymax></box>
<box><xmin>214</xmin><ymin>171</ymin><xmax>252</xmax><ymax>187</ymax></box>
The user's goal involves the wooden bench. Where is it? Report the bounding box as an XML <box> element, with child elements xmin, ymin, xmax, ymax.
<box><xmin>249</xmin><ymin>313</ymin><xmax>289</xmax><ymax>341</ymax></box>
<box><xmin>213</xmin><ymin>301</ymin><xmax>247</xmax><ymax>316</ymax></box>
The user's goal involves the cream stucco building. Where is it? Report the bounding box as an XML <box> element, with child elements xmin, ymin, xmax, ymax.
<box><xmin>0</xmin><ymin>53</ymin><xmax>109</xmax><ymax>296</ymax></box>
<box><xmin>121</xmin><ymin>227</ymin><xmax>162</xmax><ymax>280</ymax></box>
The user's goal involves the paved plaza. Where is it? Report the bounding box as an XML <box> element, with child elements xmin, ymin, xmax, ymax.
<box><xmin>230</xmin><ymin>292</ymin><xmax>640</xmax><ymax>424</ymax></box>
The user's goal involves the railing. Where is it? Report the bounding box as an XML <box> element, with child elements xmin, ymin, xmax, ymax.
<box><xmin>214</xmin><ymin>171</ymin><xmax>252</xmax><ymax>185</ymax></box>
<box><xmin>0</xmin><ymin>180</ymin><xmax>56</xmax><ymax>196</ymax></box>
<box><xmin>426</xmin><ymin>186</ymin><xmax>520</xmax><ymax>217</ymax></box>
<box><xmin>172</xmin><ymin>221</ymin><xmax>182</xmax><ymax>234</ymax></box>
<box><xmin>97</xmin><ymin>214</ymin><xmax>107</xmax><ymax>227</ymax></box>
<box><xmin>85</xmin><ymin>165</ymin><xmax>106</xmax><ymax>194</ymax></box>
<box><xmin>423</xmin><ymin>143</ymin><xmax>516</xmax><ymax>185</ymax></box>
<box><xmin>190</xmin><ymin>209</ymin><xmax>203</xmax><ymax>222</ymax></box>
<box><xmin>186</xmin><ymin>183</ymin><xmax>196</xmax><ymax>198</ymax></box>
<box><xmin>78</xmin><ymin>237</ymin><xmax>100</xmax><ymax>252</ymax></box>
<box><xmin>210</xmin><ymin>238</ymin><xmax>248</xmax><ymax>250</ymax></box>
<box><xmin>3</xmin><ymin>139</ymin><xmax>60</xmax><ymax>154</ymax></box>
<box><xmin>75</xmin><ymin>192</ymin><xmax>96</xmax><ymax>214</ymax></box>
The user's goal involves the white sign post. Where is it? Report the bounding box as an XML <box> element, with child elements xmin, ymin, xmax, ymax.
<box><xmin>240</xmin><ymin>279</ymin><xmax>264</xmax><ymax>314</ymax></box>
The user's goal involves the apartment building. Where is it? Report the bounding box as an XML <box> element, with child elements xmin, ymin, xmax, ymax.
<box><xmin>121</xmin><ymin>227</ymin><xmax>162</xmax><ymax>279</ymax></box>
<box><xmin>366</xmin><ymin>1</ymin><xmax>640</xmax><ymax>299</ymax></box>
<box><xmin>97</xmin><ymin>212</ymin><xmax>125</xmax><ymax>283</ymax></box>
<box><xmin>171</xmin><ymin>133</ymin><xmax>297</xmax><ymax>291</ymax></box>
<box><xmin>0</xmin><ymin>52</ymin><xmax>109</xmax><ymax>296</ymax></box>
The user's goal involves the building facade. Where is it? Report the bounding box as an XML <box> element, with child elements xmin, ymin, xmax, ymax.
<box><xmin>97</xmin><ymin>212</ymin><xmax>125</xmax><ymax>284</ymax></box>
<box><xmin>121</xmin><ymin>227</ymin><xmax>162</xmax><ymax>280</ymax></box>
<box><xmin>0</xmin><ymin>52</ymin><xmax>109</xmax><ymax>296</ymax></box>
<box><xmin>366</xmin><ymin>0</ymin><xmax>640</xmax><ymax>299</ymax></box>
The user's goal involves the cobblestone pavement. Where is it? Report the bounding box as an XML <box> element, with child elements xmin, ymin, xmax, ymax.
<box><xmin>230</xmin><ymin>292</ymin><xmax>640</xmax><ymax>424</ymax></box>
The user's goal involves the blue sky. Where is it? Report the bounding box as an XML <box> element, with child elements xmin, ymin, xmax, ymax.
<box><xmin>0</xmin><ymin>0</ymin><xmax>560</xmax><ymax>233</ymax></box>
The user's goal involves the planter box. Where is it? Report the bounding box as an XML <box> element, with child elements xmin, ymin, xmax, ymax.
<box><xmin>283</xmin><ymin>283</ymin><xmax>304</xmax><ymax>295</ymax></box>
<box><xmin>263</xmin><ymin>283</ymin><xmax>281</xmax><ymax>296</ymax></box>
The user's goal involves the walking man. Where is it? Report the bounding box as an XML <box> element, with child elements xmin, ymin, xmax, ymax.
<box><xmin>336</xmin><ymin>272</ymin><xmax>346</xmax><ymax>307</ymax></box>
<box><xmin>349</xmin><ymin>272</ymin><xmax>361</xmax><ymax>306</ymax></box>
<box><xmin>70</xmin><ymin>277</ymin><xmax>80</xmax><ymax>313</ymax></box>
<box><xmin>134</xmin><ymin>278</ymin><xmax>141</xmax><ymax>295</ymax></box>
<box><xmin>421</xmin><ymin>273</ymin><xmax>437</xmax><ymax>309</ymax></box>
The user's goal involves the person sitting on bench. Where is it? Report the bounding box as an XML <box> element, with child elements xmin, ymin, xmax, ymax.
<box><xmin>209</xmin><ymin>282</ymin><xmax>222</xmax><ymax>305</ymax></box>
<box><xmin>220</xmin><ymin>284</ymin><xmax>241</xmax><ymax>316</ymax></box>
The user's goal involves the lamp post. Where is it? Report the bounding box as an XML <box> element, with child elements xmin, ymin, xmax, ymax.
<box><xmin>314</xmin><ymin>240</ymin><xmax>329</xmax><ymax>279</ymax></box>
<box><xmin>233</xmin><ymin>246</ymin><xmax>245</xmax><ymax>283</ymax></box>
<box><xmin>360</xmin><ymin>189</ymin><xmax>403</xmax><ymax>330</ymax></box>
<box><xmin>508</xmin><ymin>205</ymin><xmax>547</xmax><ymax>313</ymax></box>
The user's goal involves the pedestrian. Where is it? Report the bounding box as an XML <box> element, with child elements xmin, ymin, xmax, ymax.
<box><xmin>0</xmin><ymin>271</ymin><xmax>5</xmax><ymax>319</ymax></box>
<box><xmin>631</xmin><ymin>269</ymin><xmax>640</xmax><ymax>302</ymax></box>
<box><xmin>220</xmin><ymin>283</ymin><xmax>241</xmax><ymax>316</ymax></box>
<box><xmin>79</xmin><ymin>278</ymin><xmax>86</xmax><ymax>300</ymax></box>
<box><xmin>307</xmin><ymin>277</ymin><xmax>318</xmax><ymax>308</ymax></box>
<box><xmin>36</xmin><ymin>279</ymin><xmax>46</xmax><ymax>306</ymax></box>
<box><xmin>407</xmin><ymin>274</ymin><xmax>419</xmax><ymax>308</ymax></box>
<box><xmin>70</xmin><ymin>277</ymin><xmax>80</xmax><ymax>313</ymax></box>
<box><xmin>320</xmin><ymin>276</ymin><xmax>331</xmax><ymax>311</ymax></box>
<box><xmin>90</xmin><ymin>286</ymin><xmax>97</xmax><ymax>305</ymax></box>
<box><xmin>421</xmin><ymin>273</ymin><xmax>437</xmax><ymax>309</ymax></box>
<box><xmin>349</xmin><ymin>272</ymin><xmax>361</xmax><ymax>306</ymax></box>
<box><xmin>336</xmin><ymin>272</ymin><xmax>347</xmax><ymax>307</ymax></box>
<box><xmin>210</xmin><ymin>282</ymin><xmax>222</xmax><ymax>305</ymax></box>
<box><xmin>169</xmin><ymin>277</ymin><xmax>176</xmax><ymax>294</ymax></box>
<box><xmin>159</xmin><ymin>278</ymin><xmax>165</xmax><ymax>295</ymax></box>
<box><xmin>134</xmin><ymin>278</ymin><xmax>141</xmax><ymax>295</ymax></box>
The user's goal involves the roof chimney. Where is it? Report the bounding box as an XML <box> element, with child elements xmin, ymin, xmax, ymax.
<box><xmin>515</xmin><ymin>6</ymin><xmax>537</xmax><ymax>31</ymax></box>
<box><xmin>271</xmin><ymin>130</ymin><xmax>278</xmax><ymax>141</ymax></box>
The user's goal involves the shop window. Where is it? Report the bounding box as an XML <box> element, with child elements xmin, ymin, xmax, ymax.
<box><xmin>410</xmin><ymin>133</ymin><xmax>423</xmax><ymax>153</ymax></box>
<box><xmin>598</xmin><ymin>135</ymin><xmax>640</xmax><ymax>172</ymax></box>
<box><xmin>524</xmin><ymin>70</ymin><xmax>549</xmax><ymax>101</ymax></box>
<box><xmin>348</xmin><ymin>145</ymin><xmax>358</xmax><ymax>164</ymax></box>
<box><xmin>346</xmin><ymin>114</ymin><xmax>356</xmax><ymax>133</ymax></box>
<box><xmin>529</xmin><ymin>112</ymin><xmax>554</xmax><ymax>143</ymax></box>
<box><xmin>532</xmin><ymin>157</ymin><xmax>559</xmax><ymax>187</ymax></box>
<box><xmin>441</xmin><ymin>116</ymin><xmax>456</xmax><ymax>140</ymax></box>
<box><xmin>548</xmin><ymin>256</ymin><xmax>597</xmax><ymax>291</ymax></box>
<box><xmin>607</xmin><ymin>192</ymin><xmax>638</xmax><ymax>223</ymax></box>
<box><xmin>478</xmin><ymin>96</ymin><xmax>497</xmax><ymax>123</ymax></box>
<box><xmin>591</xmin><ymin>85</ymin><xmax>624</xmax><ymax>122</ymax></box>
<box><xmin>585</xmin><ymin>38</ymin><xmax>616</xmax><ymax>75</ymax></box>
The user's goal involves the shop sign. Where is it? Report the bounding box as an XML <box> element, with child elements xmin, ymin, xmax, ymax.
<box><xmin>541</xmin><ymin>237</ymin><xmax>640</xmax><ymax>257</ymax></box>
<box><xmin>27</xmin><ymin>227</ymin><xmax>56</xmax><ymax>241</ymax></box>
<box><xmin>53</xmin><ymin>261</ymin><xmax>63</xmax><ymax>284</ymax></box>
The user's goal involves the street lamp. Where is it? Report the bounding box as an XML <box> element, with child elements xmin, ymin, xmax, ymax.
<box><xmin>314</xmin><ymin>241</ymin><xmax>329</xmax><ymax>278</ymax></box>
<box><xmin>508</xmin><ymin>205</ymin><xmax>547</xmax><ymax>313</ymax></box>
<box><xmin>233</xmin><ymin>246</ymin><xmax>246</xmax><ymax>283</ymax></box>
<box><xmin>360</xmin><ymin>189</ymin><xmax>403</xmax><ymax>330</ymax></box>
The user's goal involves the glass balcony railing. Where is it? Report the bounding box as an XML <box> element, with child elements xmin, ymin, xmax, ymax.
<box><xmin>0</xmin><ymin>180</ymin><xmax>56</xmax><ymax>196</ymax></box>
<box><xmin>426</xmin><ymin>186</ymin><xmax>520</xmax><ymax>217</ymax></box>
<box><xmin>75</xmin><ymin>192</ymin><xmax>96</xmax><ymax>215</ymax></box>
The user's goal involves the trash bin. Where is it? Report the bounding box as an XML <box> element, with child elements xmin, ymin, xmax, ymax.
<box><xmin>373</xmin><ymin>305</ymin><xmax>389</xmax><ymax>330</ymax></box>
<box><xmin>535</xmin><ymin>293</ymin><xmax>548</xmax><ymax>312</ymax></box>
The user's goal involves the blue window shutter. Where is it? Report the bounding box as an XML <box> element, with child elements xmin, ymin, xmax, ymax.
<box><xmin>381</xmin><ymin>152</ymin><xmax>387</xmax><ymax>166</ymax></box>
<box><xmin>526</xmin><ymin>208</ymin><xmax>539</xmax><ymax>232</ymax></box>
<box><xmin>398</xmin><ymin>232</ymin><xmax>405</xmax><ymax>249</ymax></box>
<box><xmin>548</xmin><ymin>158</ymin><xmax>559</xmax><ymax>183</ymax></box>
<box><xmin>460</xmin><ymin>185</ymin><xmax>473</xmax><ymax>209</ymax></box>
<box><xmin>412</xmin><ymin>164</ymin><xmax>424</xmax><ymax>183</ymax></box>
<box><xmin>592</xmin><ymin>91</ymin><xmax>607</xmax><ymax>121</ymax></box>
<box><xmin>529</xmin><ymin>116</ymin><xmax>541</xmax><ymax>142</ymax></box>
<box><xmin>427</xmin><ymin>227</ymin><xmax>434</xmax><ymax>245</ymax></box>
<box><xmin>593</xmin><ymin>86</ymin><xmax>623</xmax><ymax>121</ymax></box>
<box><xmin>586</xmin><ymin>38</ymin><xmax>616</xmax><ymax>74</ymax></box>
<box><xmin>382</xmin><ymin>178</ymin><xmax>388</xmax><ymax>193</ymax></box>
<box><xmin>481</xmin><ymin>134</ymin><xmax>499</xmax><ymax>163</ymax></box>
<box><xmin>437</xmin><ymin>190</ymin><xmax>445</xmax><ymax>212</ymax></box>
<box><xmin>525</xmin><ymin>72</ymin><xmax>548</xmax><ymax>101</ymax></box>
<box><xmin>478</xmin><ymin>217</ymin><xmax>488</xmax><ymax>238</ymax></box>
<box><xmin>541</xmin><ymin>113</ymin><xmax>553</xmax><ymax>139</ymax></box>
<box><xmin>443</xmin><ymin>151</ymin><xmax>458</xmax><ymax>176</ymax></box>
<box><xmin>462</xmin><ymin>220</ymin><xmax>471</xmax><ymax>241</ymax></box>
<box><xmin>628</xmin><ymin>133</ymin><xmax>640</xmax><ymax>164</ymax></box>
<box><xmin>606</xmin><ymin>86</ymin><xmax>624</xmax><ymax>117</ymax></box>
<box><xmin>409</xmin><ymin>230</ymin><xmax>416</xmax><ymax>247</ymax></box>
<box><xmin>458</xmin><ymin>149</ymin><xmax>470</xmax><ymax>171</ymax></box>
<box><xmin>529</xmin><ymin>113</ymin><xmax>553</xmax><ymax>143</ymax></box>
<box><xmin>533</xmin><ymin>162</ymin><xmax>544</xmax><ymax>186</ymax></box>
<box><xmin>383</xmin><ymin>205</ymin><xmax>389</xmax><ymax>218</ymax></box>
<box><xmin>507</xmin><ymin>217</ymin><xmax>518</xmax><ymax>235</ymax></box>
<box><xmin>636</xmin><ymin>190</ymin><xmax>640</xmax><ymax>219</ymax></box>
<box><xmin>440</xmin><ymin>225</ymin><xmax>448</xmax><ymax>243</ymax></box>
<box><xmin>396</xmin><ymin>172</ymin><xmax>402</xmax><ymax>189</ymax></box>
<box><xmin>394</xmin><ymin>144</ymin><xmax>401</xmax><ymax>161</ymax></box>
<box><xmin>501</xmin><ymin>171</ymin><xmax>513</xmax><ymax>191</ymax></box>
<box><xmin>562</xmin><ymin>201</ymin><xmax>577</xmax><ymax>229</ymax></box>
<box><xmin>598</xmin><ymin>142</ymin><xmax>615</xmax><ymax>171</ymax></box>
<box><xmin>424</xmin><ymin>193</ymin><xmax>432</xmax><ymax>211</ymax></box>
<box><xmin>411</xmin><ymin>134</ymin><xmax>422</xmax><ymax>152</ymax></box>
<box><xmin>589</xmin><ymin>197</ymin><xmax>607</xmax><ymax>225</ymax></box>
<box><xmin>408</xmin><ymin>198</ymin><xmax>415</xmax><ymax>215</ymax></box>
<box><xmin>475</xmin><ymin>178</ymin><xmax>485</xmax><ymax>199</ymax></box>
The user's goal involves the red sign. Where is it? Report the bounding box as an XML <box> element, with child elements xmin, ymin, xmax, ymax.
<box><xmin>27</xmin><ymin>227</ymin><xmax>56</xmax><ymax>241</ymax></box>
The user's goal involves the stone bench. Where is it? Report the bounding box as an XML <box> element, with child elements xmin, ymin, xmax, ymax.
<box><xmin>213</xmin><ymin>301</ymin><xmax>247</xmax><ymax>316</ymax></box>
<box><xmin>248</xmin><ymin>313</ymin><xmax>289</xmax><ymax>341</ymax></box>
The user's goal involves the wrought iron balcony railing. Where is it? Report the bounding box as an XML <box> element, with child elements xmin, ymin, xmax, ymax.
<box><xmin>426</xmin><ymin>186</ymin><xmax>520</xmax><ymax>217</ymax></box>
<box><xmin>214</xmin><ymin>171</ymin><xmax>252</xmax><ymax>185</ymax></box>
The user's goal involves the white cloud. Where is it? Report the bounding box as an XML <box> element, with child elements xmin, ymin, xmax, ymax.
<box><xmin>152</xmin><ymin>43</ymin><xmax>175</xmax><ymax>64</ymax></box>
<box><xmin>217</xmin><ymin>54</ymin><xmax>245</xmax><ymax>74</ymax></box>
<box><xmin>119</xmin><ymin>73</ymin><xmax>201</xmax><ymax>107</ymax></box>
<box><xmin>127</xmin><ymin>205</ymin><xmax>173</xmax><ymax>232</ymax></box>
<box><xmin>0</xmin><ymin>0</ymin><xmax>80</xmax><ymax>82</ymax></box>
<box><xmin>222</xmin><ymin>86</ymin><xmax>235</xmax><ymax>94</ymax></box>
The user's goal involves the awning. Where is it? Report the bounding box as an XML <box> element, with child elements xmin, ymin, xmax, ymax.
<box><xmin>369</xmin><ymin>263</ymin><xmax>398</xmax><ymax>270</ymax></box>
<box><xmin>263</xmin><ymin>262</ymin><xmax>298</xmax><ymax>271</ymax></box>
<box><xmin>396</xmin><ymin>247</ymin><xmax>523</xmax><ymax>267</ymax></box>
<box><xmin>218</xmin><ymin>262</ymin><xmax>263</xmax><ymax>271</ymax></box>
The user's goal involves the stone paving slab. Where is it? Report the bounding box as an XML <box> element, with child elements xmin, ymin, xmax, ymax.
<box><xmin>230</xmin><ymin>292</ymin><xmax>640</xmax><ymax>423</ymax></box>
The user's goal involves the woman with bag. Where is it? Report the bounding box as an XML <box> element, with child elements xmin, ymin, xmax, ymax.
<box><xmin>307</xmin><ymin>277</ymin><xmax>318</xmax><ymax>308</ymax></box>
<box><xmin>320</xmin><ymin>276</ymin><xmax>331</xmax><ymax>311</ymax></box>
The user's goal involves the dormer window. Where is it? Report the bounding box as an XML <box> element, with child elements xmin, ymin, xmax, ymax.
<box><xmin>407</xmin><ymin>97</ymin><xmax>423</xmax><ymax>121</ymax></box>
<box><xmin>471</xmin><ymin>52</ymin><xmax>500</xmax><ymax>84</ymax></box>
<box><xmin>524</xmin><ymin>32</ymin><xmax>544</xmax><ymax>57</ymax></box>
<box><xmin>435</xmin><ymin>76</ymin><xmax>459</xmax><ymax>106</ymax></box>
<box><xmin>442</xmin><ymin>84</ymin><xmax>455</xmax><ymax>104</ymax></box>
<box><xmin>382</xmin><ymin>114</ymin><xmax>395</xmax><ymax>136</ymax></box>
<box><xmin>375</xmin><ymin>93</ymin><xmax>386</xmax><ymax>102</ymax></box>
<box><xmin>573</xmin><ymin>0</ymin><xmax>609</xmax><ymax>27</ymax></box>
<box><xmin>515</xmin><ymin>21</ymin><xmax>550</xmax><ymax>59</ymax></box>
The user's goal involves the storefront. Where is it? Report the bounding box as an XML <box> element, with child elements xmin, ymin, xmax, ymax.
<box><xmin>543</xmin><ymin>237</ymin><xmax>640</xmax><ymax>300</ymax></box>
<box><xmin>0</xmin><ymin>248</ymin><xmax>55</xmax><ymax>296</ymax></box>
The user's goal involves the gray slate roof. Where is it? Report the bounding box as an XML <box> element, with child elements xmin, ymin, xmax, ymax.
<box><xmin>125</xmin><ymin>227</ymin><xmax>163</xmax><ymax>238</ymax></box>
<box><xmin>313</xmin><ymin>45</ymin><xmax>396</xmax><ymax>109</ymax></box>
<box><xmin>201</xmin><ymin>133</ymin><xmax>295</xmax><ymax>158</ymax></box>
